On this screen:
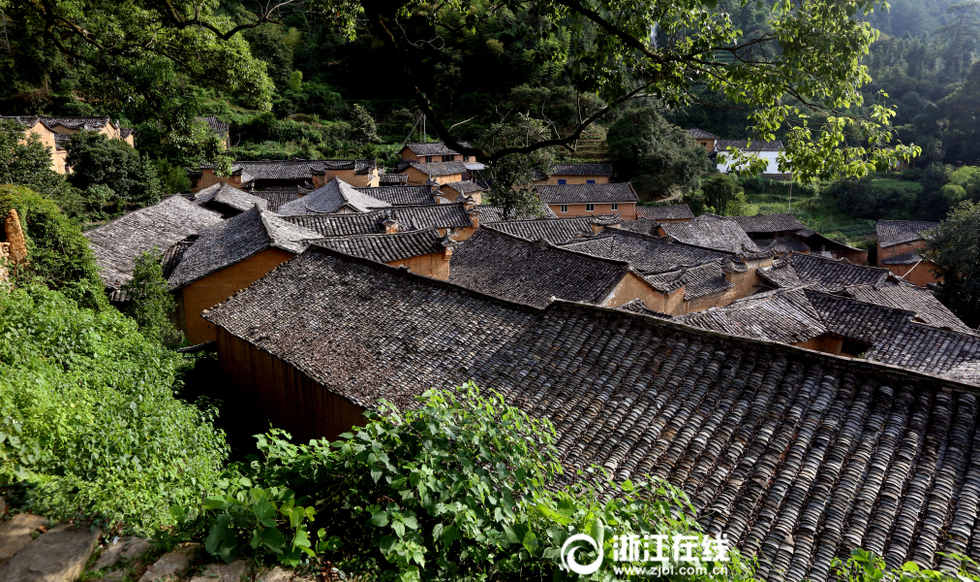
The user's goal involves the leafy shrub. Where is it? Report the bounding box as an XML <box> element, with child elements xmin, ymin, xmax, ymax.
<box><xmin>181</xmin><ymin>384</ymin><xmax>755</xmax><ymax>581</ymax></box>
<box><xmin>698</xmin><ymin>174</ymin><xmax>747</xmax><ymax>216</ymax></box>
<box><xmin>834</xmin><ymin>548</ymin><xmax>978</xmax><ymax>582</ymax></box>
<box><xmin>0</xmin><ymin>284</ymin><xmax>228</xmax><ymax>532</ymax></box>
<box><xmin>65</xmin><ymin>131</ymin><xmax>163</xmax><ymax>208</ymax></box>
<box><xmin>0</xmin><ymin>184</ymin><xmax>108</xmax><ymax>310</ymax></box>
<box><xmin>122</xmin><ymin>251</ymin><xmax>184</xmax><ymax>345</ymax></box>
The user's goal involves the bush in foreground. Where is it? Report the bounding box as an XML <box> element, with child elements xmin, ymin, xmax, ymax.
<box><xmin>0</xmin><ymin>284</ymin><xmax>228</xmax><ymax>532</ymax></box>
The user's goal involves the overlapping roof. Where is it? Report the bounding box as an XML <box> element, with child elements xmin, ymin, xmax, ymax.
<box><xmin>634</xmin><ymin>204</ymin><xmax>695</xmax><ymax>221</ymax></box>
<box><xmin>315</xmin><ymin>229</ymin><xmax>448</xmax><ymax>264</ymax></box>
<box><xmin>536</xmin><ymin>182</ymin><xmax>638</xmax><ymax>205</ymax></box>
<box><xmin>187</xmin><ymin>183</ymin><xmax>269</xmax><ymax>213</ymax></box>
<box><xmin>659</xmin><ymin>214</ymin><xmax>764</xmax><ymax>255</ymax></box>
<box><xmin>732</xmin><ymin>213</ymin><xmax>806</xmax><ymax>234</ymax></box>
<box><xmin>354</xmin><ymin>185</ymin><xmax>437</xmax><ymax>206</ymax></box>
<box><xmin>483</xmin><ymin>216</ymin><xmax>595</xmax><ymax>244</ymax></box>
<box><xmin>759</xmin><ymin>253</ymin><xmax>889</xmax><ymax>293</ymax></box>
<box><xmin>277</xmin><ymin>178</ymin><xmax>391</xmax><ymax>215</ymax></box>
<box><xmin>550</xmin><ymin>163</ymin><xmax>614</xmax><ymax>176</ymax></box>
<box><xmin>558</xmin><ymin>228</ymin><xmax>731</xmax><ymax>275</ymax></box>
<box><xmin>877</xmin><ymin>220</ymin><xmax>939</xmax><ymax>248</ymax></box>
<box><xmin>282</xmin><ymin>203</ymin><xmax>473</xmax><ymax>237</ymax></box>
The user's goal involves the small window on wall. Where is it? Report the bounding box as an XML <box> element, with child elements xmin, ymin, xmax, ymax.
<box><xmin>425</xmin><ymin>156</ymin><xmax>433</xmax><ymax>163</ymax></box>
<box><xmin>442</xmin><ymin>155</ymin><xmax>453</xmax><ymax>162</ymax></box>
<box><xmin>560</xmin><ymin>205</ymin><xmax>568</xmax><ymax>213</ymax></box>
<box><xmin>463</xmin><ymin>155</ymin><xmax>470</xmax><ymax>162</ymax></box>
<box><xmin>557</xmin><ymin>179</ymin><xmax>567</xmax><ymax>185</ymax></box>
<box><xmin>586</xmin><ymin>179</ymin><xmax>596</xmax><ymax>184</ymax></box>
<box><xmin>586</xmin><ymin>204</ymin><xmax>595</xmax><ymax>212</ymax></box>
<box><xmin>611</xmin><ymin>203</ymin><xmax>618</xmax><ymax>211</ymax></box>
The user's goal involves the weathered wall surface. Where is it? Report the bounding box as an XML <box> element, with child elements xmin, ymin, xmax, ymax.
<box><xmin>547</xmin><ymin>202</ymin><xmax>636</xmax><ymax>220</ymax></box>
<box><xmin>878</xmin><ymin>240</ymin><xmax>926</xmax><ymax>264</ymax></box>
<box><xmin>181</xmin><ymin>248</ymin><xmax>295</xmax><ymax>344</ymax></box>
<box><xmin>389</xmin><ymin>252</ymin><xmax>450</xmax><ymax>280</ymax></box>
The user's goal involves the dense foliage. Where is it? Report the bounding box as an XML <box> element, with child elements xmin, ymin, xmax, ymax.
<box><xmin>121</xmin><ymin>251</ymin><xmax>184</xmax><ymax>345</ymax></box>
<box><xmin>0</xmin><ymin>184</ymin><xmax>108</xmax><ymax>310</ymax></box>
<box><xmin>925</xmin><ymin>200</ymin><xmax>980</xmax><ymax>328</ymax></box>
<box><xmin>0</xmin><ymin>284</ymin><xmax>228</xmax><ymax>532</ymax></box>
<box><xmin>175</xmin><ymin>384</ymin><xmax>755</xmax><ymax>581</ymax></box>
<box><xmin>65</xmin><ymin>132</ymin><xmax>163</xmax><ymax>209</ymax></box>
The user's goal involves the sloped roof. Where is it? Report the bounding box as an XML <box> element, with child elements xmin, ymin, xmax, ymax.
<box><xmin>199</xmin><ymin>116</ymin><xmax>229</xmax><ymax>135</ymax></box>
<box><xmin>866</xmin><ymin>323</ymin><xmax>980</xmax><ymax>384</ymax></box>
<box><xmin>881</xmin><ymin>249</ymin><xmax>924</xmax><ymax>265</ymax></box>
<box><xmin>676</xmin><ymin>287</ymin><xmax>826</xmax><ymax>343</ymax></box>
<box><xmin>558</xmin><ymin>228</ymin><xmax>731</xmax><ymax>275</ymax></box>
<box><xmin>85</xmin><ymin>196</ymin><xmax>224</xmax><ymax>291</ymax></box>
<box><xmin>756</xmin><ymin>237</ymin><xmax>811</xmax><ymax>254</ymax></box>
<box><xmin>687</xmin><ymin>128</ymin><xmax>720</xmax><ymax>139</ymax></box>
<box><xmin>448</xmin><ymin>228</ymin><xmax>638</xmax><ymax>308</ymax></box>
<box><xmin>354</xmin><ymin>185</ymin><xmax>437</xmax><ymax>206</ymax></box>
<box><xmin>224</xmin><ymin>160</ymin><xmax>320</xmax><ymax>182</ymax></box>
<box><xmin>840</xmin><ymin>279</ymin><xmax>974</xmax><ymax>333</ymax></box>
<box><xmin>441</xmin><ymin>181</ymin><xmax>484</xmax><ymax>194</ymax></box>
<box><xmin>876</xmin><ymin>220</ymin><xmax>939</xmax><ymax>248</ymax></box>
<box><xmin>379</xmin><ymin>173</ymin><xmax>409</xmax><ymax>185</ymax></box>
<box><xmin>282</xmin><ymin>203</ymin><xmax>473</xmax><ymax>237</ymax></box>
<box><xmin>635</xmin><ymin>204</ymin><xmax>694</xmax><ymax>221</ymax></box>
<box><xmin>483</xmin><ymin>216</ymin><xmax>595</xmax><ymax>244</ymax></box>
<box><xmin>187</xmin><ymin>183</ymin><xmax>269</xmax><ymax>213</ymax></box>
<box><xmin>474</xmin><ymin>203</ymin><xmax>557</xmax><ymax>222</ymax></box>
<box><xmin>169</xmin><ymin>206</ymin><xmax>320</xmax><ymax>289</ymax></box>
<box><xmin>402</xmin><ymin>161</ymin><xmax>468</xmax><ymax>177</ymax></box>
<box><xmin>621</xmin><ymin>217</ymin><xmax>661</xmax><ymax>236</ymax></box>
<box><xmin>550</xmin><ymin>163</ymin><xmax>614</xmax><ymax>176</ymax></box>
<box><xmin>402</xmin><ymin>142</ymin><xmax>468</xmax><ymax>156</ymax></box>
<box><xmin>806</xmin><ymin>289</ymin><xmax>916</xmax><ymax>345</ymax></box>
<box><xmin>315</xmin><ymin>229</ymin><xmax>448</xmax><ymax>263</ymax></box>
<box><xmin>251</xmin><ymin>188</ymin><xmax>303</xmax><ymax>212</ymax></box>
<box><xmin>276</xmin><ymin>178</ymin><xmax>391</xmax><ymax>215</ymax></box>
<box><xmin>203</xmin><ymin>247</ymin><xmax>980</xmax><ymax>577</ymax></box>
<box><xmin>732</xmin><ymin>213</ymin><xmax>806</xmax><ymax>234</ymax></box>
<box><xmin>659</xmin><ymin>214</ymin><xmax>764</xmax><ymax>255</ymax></box>
<box><xmin>535</xmin><ymin>182</ymin><xmax>639</xmax><ymax>204</ymax></box>
<box><xmin>716</xmin><ymin>139</ymin><xmax>783</xmax><ymax>151</ymax></box>
<box><xmin>759</xmin><ymin>253</ymin><xmax>888</xmax><ymax>292</ymax></box>
<box><xmin>644</xmin><ymin>261</ymin><xmax>734</xmax><ymax>300</ymax></box>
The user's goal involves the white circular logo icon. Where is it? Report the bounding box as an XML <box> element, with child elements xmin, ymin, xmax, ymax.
<box><xmin>560</xmin><ymin>533</ymin><xmax>604</xmax><ymax>575</ymax></box>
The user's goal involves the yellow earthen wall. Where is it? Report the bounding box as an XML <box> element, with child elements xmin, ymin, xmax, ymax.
<box><xmin>402</xmin><ymin>167</ymin><xmax>461</xmax><ymax>185</ymax></box>
<box><xmin>601</xmin><ymin>272</ymin><xmax>661</xmax><ymax>310</ymax></box>
<box><xmin>389</xmin><ymin>252</ymin><xmax>450</xmax><ymax>280</ymax></box>
<box><xmin>877</xmin><ymin>240</ymin><xmax>926</xmax><ymax>265</ymax></box>
<box><xmin>903</xmin><ymin>260</ymin><xmax>943</xmax><ymax>287</ymax></box>
<box><xmin>548</xmin><ymin>203</ymin><xmax>636</xmax><ymax>221</ymax></box>
<box><xmin>542</xmin><ymin>175</ymin><xmax>611</xmax><ymax>185</ymax></box>
<box><xmin>181</xmin><ymin>248</ymin><xmax>296</xmax><ymax>344</ymax></box>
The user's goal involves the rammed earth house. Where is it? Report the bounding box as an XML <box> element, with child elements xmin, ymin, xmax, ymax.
<box><xmin>203</xmin><ymin>246</ymin><xmax>980</xmax><ymax>579</ymax></box>
<box><xmin>535</xmin><ymin>182</ymin><xmax>639</xmax><ymax>220</ymax></box>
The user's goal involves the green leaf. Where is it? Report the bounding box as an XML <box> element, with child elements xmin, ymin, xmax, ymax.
<box><xmin>522</xmin><ymin>531</ymin><xmax>539</xmax><ymax>556</ymax></box>
<box><xmin>392</xmin><ymin>520</ymin><xmax>406</xmax><ymax>538</ymax></box>
<box><xmin>370</xmin><ymin>511</ymin><xmax>390</xmax><ymax>527</ymax></box>
<box><xmin>261</xmin><ymin>527</ymin><xmax>287</xmax><ymax>553</ymax></box>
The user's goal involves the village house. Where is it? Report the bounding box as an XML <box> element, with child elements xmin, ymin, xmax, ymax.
<box><xmin>1</xmin><ymin>115</ymin><xmax>135</xmax><ymax>174</ymax></box>
<box><xmin>397</xmin><ymin>160</ymin><xmax>467</xmax><ymax>185</ymax></box>
<box><xmin>533</xmin><ymin>163</ymin><xmax>615</xmax><ymax>185</ymax></box>
<box><xmin>84</xmin><ymin>196</ymin><xmax>224</xmax><ymax>301</ymax></box>
<box><xmin>379</xmin><ymin>173</ymin><xmax>409</xmax><ymax>186</ymax></box>
<box><xmin>276</xmin><ymin>177</ymin><xmax>391</xmax><ymax>215</ymax></box>
<box><xmin>715</xmin><ymin>139</ymin><xmax>788</xmax><ymax>177</ymax></box>
<box><xmin>657</xmin><ymin>213</ymin><xmax>768</xmax><ymax>255</ymax></box>
<box><xmin>202</xmin><ymin>246</ymin><xmax>980</xmax><ymax>579</ymax></box>
<box><xmin>353</xmin><ymin>185</ymin><xmax>438</xmax><ymax>206</ymax></box>
<box><xmin>282</xmin><ymin>202</ymin><xmax>478</xmax><ymax>240</ymax></box>
<box><xmin>168</xmin><ymin>205</ymin><xmax>321</xmax><ymax>343</ymax></box>
<box><xmin>192</xmin><ymin>159</ymin><xmax>381</xmax><ymax>192</ymax></box>
<box><xmin>876</xmin><ymin>219</ymin><xmax>942</xmax><ymax>286</ymax></box>
<box><xmin>558</xmin><ymin>228</ymin><xmax>770</xmax><ymax>314</ymax></box>
<box><xmin>687</xmin><ymin>128</ymin><xmax>719</xmax><ymax>150</ymax></box>
<box><xmin>184</xmin><ymin>182</ymin><xmax>270</xmax><ymax>218</ymax></box>
<box><xmin>199</xmin><ymin>116</ymin><xmax>231</xmax><ymax>149</ymax></box>
<box><xmin>474</xmin><ymin>202</ymin><xmax>557</xmax><ymax>222</ymax></box>
<box><xmin>535</xmin><ymin>182</ymin><xmax>639</xmax><ymax>220</ymax></box>
<box><xmin>316</xmin><ymin>229</ymin><xmax>455</xmax><ymax>280</ymax></box>
<box><xmin>439</xmin><ymin>180</ymin><xmax>484</xmax><ymax>204</ymax></box>
<box><xmin>733</xmin><ymin>213</ymin><xmax>869</xmax><ymax>264</ymax></box>
<box><xmin>635</xmin><ymin>204</ymin><xmax>695</xmax><ymax>223</ymax></box>
<box><xmin>449</xmin><ymin>227</ymin><xmax>662</xmax><ymax>309</ymax></box>
<box><xmin>399</xmin><ymin>141</ymin><xmax>476</xmax><ymax>163</ymax></box>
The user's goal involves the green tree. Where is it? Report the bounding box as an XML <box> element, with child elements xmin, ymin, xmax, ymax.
<box><xmin>482</xmin><ymin>115</ymin><xmax>556</xmax><ymax>220</ymax></box>
<box><xmin>698</xmin><ymin>174</ymin><xmax>747</xmax><ymax>216</ymax></box>
<box><xmin>828</xmin><ymin>177</ymin><xmax>878</xmax><ymax>218</ymax></box>
<box><xmin>0</xmin><ymin>184</ymin><xmax>108</xmax><ymax>310</ymax></box>
<box><xmin>0</xmin><ymin>120</ymin><xmax>77</xmax><ymax>201</ymax></box>
<box><xmin>924</xmin><ymin>200</ymin><xmax>980</xmax><ymax>328</ymax></box>
<box><xmin>349</xmin><ymin>103</ymin><xmax>381</xmax><ymax>146</ymax></box>
<box><xmin>606</xmin><ymin>106</ymin><xmax>715</xmax><ymax>200</ymax></box>
<box><xmin>65</xmin><ymin>131</ymin><xmax>163</xmax><ymax>209</ymax></box>
<box><xmin>121</xmin><ymin>251</ymin><xmax>183</xmax><ymax>346</ymax></box>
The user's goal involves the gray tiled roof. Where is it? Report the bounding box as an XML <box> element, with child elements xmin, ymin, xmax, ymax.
<box><xmin>716</xmin><ymin>139</ymin><xmax>783</xmax><ymax>152</ymax></box>
<box><xmin>276</xmin><ymin>178</ymin><xmax>391</xmax><ymax>215</ymax></box>
<box><xmin>756</xmin><ymin>237</ymin><xmax>811</xmax><ymax>254</ymax></box>
<box><xmin>732</xmin><ymin>213</ymin><xmax>806</xmax><ymax>234</ymax></box>
<box><xmin>806</xmin><ymin>289</ymin><xmax>915</xmax><ymax>345</ymax></box>
<box><xmin>840</xmin><ymin>279</ymin><xmax>974</xmax><ymax>333</ymax></box>
<box><xmin>659</xmin><ymin>214</ymin><xmax>764</xmax><ymax>255</ymax></box>
<box><xmin>198</xmin><ymin>116</ymin><xmax>229</xmax><ymax>135</ymax></box>
<box><xmin>2</xmin><ymin>115</ymin><xmax>115</xmax><ymax>131</ymax></box>
<box><xmin>865</xmin><ymin>323</ymin><xmax>980</xmax><ymax>384</ymax></box>
<box><xmin>220</xmin><ymin>159</ymin><xmax>376</xmax><ymax>182</ymax></box>
<box><xmin>550</xmin><ymin>163</ymin><xmax>614</xmax><ymax>176</ymax></box>
<box><xmin>441</xmin><ymin>181</ymin><xmax>483</xmax><ymax>194</ymax></box>
<box><xmin>187</xmin><ymin>183</ymin><xmax>269</xmax><ymax>213</ymax></box>
<box><xmin>687</xmin><ymin>128</ymin><xmax>719</xmax><ymax>139</ymax></box>
<box><xmin>85</xmin><ymin>196</ymin><xmax>224</xmax><ymax>292</ymax></box>
<box><xmin>449</xmin><ymin>228</ymin><xmax>638</xmax><ymax>308</ymax></box>
<box><xmin>379</xmin><ymin>173</ymin><xmax>409</xmax><ymax>185</ymax></box>
<box><xmin>620</xmin><ymin>217</ymin><xmax>661</xmax><ymax>236</ymax></box>
<box><xmin>644</xmin><ymin>261</ymin><xmax>734</xmax><ymax>300</ymax></box>
<box><xmin>354</xmin><ymin>185</ymin><xmax>437</xmax><ymax>206</ymax></box>
<box><xmin>558</xmin><ymin>228</ymin><xmax>731</xmax><ymax>275</ymax></box>
<box><xmin>402</xmin><ymin>142</ymin><xmax>467</xmax><ymax>156</ymax></box>
<box><xmin>759</xmin><ymin>253</ymin><xmax>888</xmax><ymax>292</ymax></box>
<box><xmin>203</xmin><ymin>247</ymin><xmax>980</xmax><ymax>577</ymax></box>
<box><xmin>536</xmin><ymin>182</ymin><xmax>638</xmax><ymax>204</ymax></box>
<box><xmin>676</xmin><ymin>287</ymin><xmax>826</xmax><ymax>343</ymax></box>
<box><xmin>483</xmin><ymin>216</ymin><xmax>595</xmax><ymax>244</ymax></box>
<box><xmin>282</xmin><ymin>203</ymin><xmax>473</xmax><ymax>237</ymax></box>
<box><xmin>169</xmin><ymin>206</ymin><xmax>320</xmax><ymax>289</ymax></box>
<box><xmin>876</xmin><ymin>220</ymin><xmax>939</xmax><ymax>248</ymax></box>
<box><xmin>881</xmin><ymin>250</ymin><xmax>924</xmax><ymax>265</ymax></box>
<box><xmin>315</xmin><ymin>229</ymin><xmax>448</xmax><ymax>264</ymax></box>
<box><xmin>403</xmin><ymin>161</ymin><xmax>468</xmax><ymax>177</ymax></box>
<box><xmin>635</xmin><ymin>204</ymin><xmax>695</xmax><ymax>221</ymax></box>
<box><xmin>251</xmin><ymin>188</ymin><xmax>303</xmax><ymax>212</ymax></box>
<box><xmin>474</xmin><ymin>203</ymin><xmax>557</xmax><ymax>222</ymax></box>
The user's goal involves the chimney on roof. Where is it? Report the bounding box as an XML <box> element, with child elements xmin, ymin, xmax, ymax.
<box><xmin>382</xmin><ymin>212</ymin><xmax>398</xmax><ymax>234</ymax></box>
<box><xmin>426</xmin><ymin>178</ymin><xmax>440</xmax><ymax>192</ymax></box>
<box><xmin>460</xmin><ymin>194</ymin><xmax>476</xmax><ymax>212</ymax></box>
<box><xmin>441</xmin><ymin>235</ymin><xmax>457</xmax><ymax>261</ymax></box>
